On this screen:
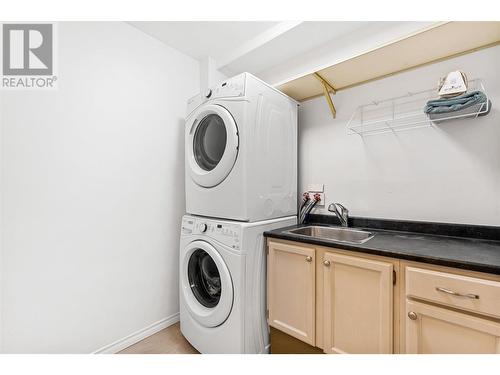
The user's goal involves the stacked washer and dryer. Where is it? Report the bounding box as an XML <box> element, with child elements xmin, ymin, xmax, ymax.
<box><xmin>179</xmin><ymin>73</ymin><xmax>298</xmax><ymax>353</ymax></box>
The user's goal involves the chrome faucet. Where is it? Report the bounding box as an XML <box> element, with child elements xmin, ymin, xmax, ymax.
<box><xmin>328</xmin><ymin>203</ymin><xmax>349</xmax><ymax>227</ymax></box>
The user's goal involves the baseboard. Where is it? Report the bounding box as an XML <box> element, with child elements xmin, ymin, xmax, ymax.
<box><xmin>92</xmin><ymin>312</ymin><xmax>180</xmax><ymax>354</ymax></box>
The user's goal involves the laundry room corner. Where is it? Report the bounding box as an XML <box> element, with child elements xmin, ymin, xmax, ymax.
<box><xmin>0</xmin><ymin>21</ymin><xmax>200</xmax><ymax>353</ymax></box>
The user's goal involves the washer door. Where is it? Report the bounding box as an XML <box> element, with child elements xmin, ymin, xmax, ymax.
<box><xmin>181</xmin><ymin>240</ymin><xmax>233</xmax><ymax>327</ymax></box>
<box><xmin>186</xmin><ymin>104</ymin><xmax>239</xmax><ymax>188</ymax></box>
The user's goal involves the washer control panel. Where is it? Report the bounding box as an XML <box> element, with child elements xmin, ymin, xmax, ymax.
<box><xmin>181</xmin><ymin>217</ymin><xmax>241</xmax><ymax>250</ymax></box>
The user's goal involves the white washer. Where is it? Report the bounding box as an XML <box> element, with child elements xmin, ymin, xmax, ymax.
<box><xmin>185</xmin><ymin>72</ymin><xmax>298</xmax><ymax>222</ymax></box>
<box><xmin>179</xmin><ymin>214</ymin><xmax>296</xmax><ymax>353</ymax></box>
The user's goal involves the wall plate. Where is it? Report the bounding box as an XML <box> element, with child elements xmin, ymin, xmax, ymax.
<box><xmin>308</xmin><ymin>191</ymin><xmax>325</xmax><ymax>207</ymax></box>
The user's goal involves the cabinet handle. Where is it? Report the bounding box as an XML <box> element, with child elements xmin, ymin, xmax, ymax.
<box><xmin>408</xmin><ymin>311</ymin><xmax>418</xmax><ymax>320</ymax></box>
<box><xmin>435</xmin><ymin>287</ymin><xmax>479</xmax><ymax>300</ymax></box>
<box><xmin>305</xmin><ymin>256</ymin><xmax>313</xmax><ymax>262</ymax></box>
<box><xmin>323</xmin><ymin>260</ymin><xmax>331</xmax><ymax>267</ymax></box>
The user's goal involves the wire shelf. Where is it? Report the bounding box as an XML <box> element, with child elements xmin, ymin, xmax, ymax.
<box><xmin>347</xmin><ymin>79</ymin><xmax>490</xmax><ymax>136</ymax></box>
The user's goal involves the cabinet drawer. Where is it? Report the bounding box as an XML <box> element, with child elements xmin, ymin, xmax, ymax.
<box><xmin>406</xmin><ymin>267</ymin><xmax>500</xmax><ymax>319</ymax></box>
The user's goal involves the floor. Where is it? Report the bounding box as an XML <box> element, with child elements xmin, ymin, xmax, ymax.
<box><xmin>118</xmin><ymin>322</ymin><xmax>199</xmax><ymax>354</ymax></box>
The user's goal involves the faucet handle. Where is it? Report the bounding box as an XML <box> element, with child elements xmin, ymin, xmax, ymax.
<box><xmin>335</xmin><ymin>203</ymin><xmax>348</xmax><ymax>215</ymax></box>
<box><xmin>329</xmin><ymin>202</ymin><xmax>349</xmax><ymax>227</ymax></box>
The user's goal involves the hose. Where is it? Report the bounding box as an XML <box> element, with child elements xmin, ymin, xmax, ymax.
<box><xmin>299</xmin><ymin>192</ymin><xmax>321</xmax><ymax>224</ymax></box>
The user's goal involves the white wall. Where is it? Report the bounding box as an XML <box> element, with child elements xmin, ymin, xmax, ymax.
<box><xmin>300</xmin><ymin>46</ymin><xmax>500</xmax><ymax>226</ymax></box>
<box><xmin>0</xmin><ymin>22</ymin><xmax>199</xmax><ymax>353</ymax></box>
<box><xmin>200</xmin><ymin>56</ymin><xmax>229</xmax><ymax>91</ymax></box>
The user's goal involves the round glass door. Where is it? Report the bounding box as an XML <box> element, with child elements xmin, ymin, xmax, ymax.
<box><xmin>181</xmin><ymin>240</ymin><xmax>233</xmax><ymax>327</ymax></box>
<box><xmin>193</xmin><ymin>114</ymin><xmax>227</xmax><ymax>172</ymax></box>
<box><xmin>188</xmin><ymin>249</ymin><xmax>222</xmax><ymax>308</ymax></box>
<box><xmin>186</xmin><ymin>104</ymin><xmax>238</xmax><ymax>188</ymax></box>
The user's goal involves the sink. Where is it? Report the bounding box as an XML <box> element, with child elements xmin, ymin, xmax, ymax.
<box><xmin>286</xmin><ymin>226</ymin><xmax>375</xmax><ymax>244</ymax></box>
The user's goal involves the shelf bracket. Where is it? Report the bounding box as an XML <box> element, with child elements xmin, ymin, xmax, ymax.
<box><xmin>314</xmin><ymin>72</ymin><xmax>337</xmax><ymax>119</ymax></box>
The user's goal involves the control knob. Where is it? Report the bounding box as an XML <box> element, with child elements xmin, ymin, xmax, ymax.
<box><xmin>200</xmin><ymin>223</ymin><xmax>208</xmax><ymax>233</ymax></box>
<box><xmin>204</xmin><ymin>89</ymin><xmax>212</xmax><ymax>98</ymax></box>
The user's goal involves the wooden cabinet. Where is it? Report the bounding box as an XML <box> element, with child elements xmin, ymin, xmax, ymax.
<box><xmin>267</xmin><ymin>238</ymin><xmax>500</xmax><ymax>354</ymax></box>
<box><xmin>267</xmin><ymin>241</ymin><xmax>316</xmax><ymax>345</ymax></box>
<box><xmin>406</xmin><ymin>300</ymin><xmax>500</xmax><ymax>353</ymax></box>
<box><xmin>267</xmin><ymin>239</ymin><xmax>395</xmax><ymax>353</ymax></box>
<box><xmin>322</xmin><ymin>252</ymin><xmax>393</xmax><ymax>353</ymax></box>
<box><xmin>404</xmin><ymin>264</ymin><xmax>500</xmax><ymax>354</ymax></box>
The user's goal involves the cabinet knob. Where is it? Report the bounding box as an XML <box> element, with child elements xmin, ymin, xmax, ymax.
<box><xmin>408</xmin><ymin>311</ymin><xmax>418</xmax><ymax>320</ymax></box>
<box><xmin>323</xmin><ymin>260</ymin><xmax>331</xmax><ymax>267</ymax></box>
<box><xmin>305</xmin><ymin>256</ymin><xmax>313</xmax><ymax>262</ymax></box>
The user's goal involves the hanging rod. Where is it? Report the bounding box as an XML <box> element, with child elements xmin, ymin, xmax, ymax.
<box><xmin>314</xmin><ymin>72</ymin><xmax>336</xmax><ymax>118</ymax></box>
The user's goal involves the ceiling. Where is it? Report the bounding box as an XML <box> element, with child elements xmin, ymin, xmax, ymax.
<box><xmin>129</xmin><ymin>21</ymin><xmax>437</xmax><ymax>85</ymax></box>
<box><xmin>219</xmin><ymin>22</ymin><xmax>369</xmax><ymax>76</ymax></box>
<box><xmin>128</xmin><ymin>21</ymin><xmax>280</xmax><ymax>60</ymax></box>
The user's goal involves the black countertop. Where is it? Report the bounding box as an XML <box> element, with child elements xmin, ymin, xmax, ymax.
<box><xmin>264</xmin><ymin>218</ymin><xmax>500</xmax><ymax>275</ymax></box>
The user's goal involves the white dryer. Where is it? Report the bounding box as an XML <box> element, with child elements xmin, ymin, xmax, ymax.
<box><xmin>185</xmin><ymin>73</ymin><xmax>298</xmax><ymax>222</ymax></box>
<box><xmin>179</xmin><ymin>214</ymin><xmax>296</xmax><ymax>353</ymax></box>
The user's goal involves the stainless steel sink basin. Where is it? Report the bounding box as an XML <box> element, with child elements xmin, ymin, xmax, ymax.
<box><xmin>286</xmin><ymin>226</ymin><xmax>375</xmax><ymax>244</ymax></box>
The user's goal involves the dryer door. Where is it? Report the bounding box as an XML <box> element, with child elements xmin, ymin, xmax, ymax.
<box><xmin>181</xmin><ymin>240</ymin><xmax>234</xmax><ymax>327</ymax></box>
<box><xmin>186</xmin><ymin>104</ymin><xmax>239</xmax><ymax>187</ymax></box>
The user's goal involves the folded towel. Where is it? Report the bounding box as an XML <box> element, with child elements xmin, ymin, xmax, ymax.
<box><xmin>428</xmin><ymin>100</ymin><xmax>491</xmax><ymax>121</ymax></box>
<box><xmin>424</xmin><ymin>90</ymin><xmax>488</xmax><ymax>114</ymax></box>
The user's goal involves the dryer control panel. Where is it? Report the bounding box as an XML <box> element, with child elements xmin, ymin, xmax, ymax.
<box><xmin>186</xmin><ymin>73</ymin><xmax>246</xmax><ymax>116</ymax></box>
<box><xmin>210</xmin><ymin>74</ymin><xmax>245</xmax><ymax>99</ymax></box>
<box><xmin>181</xmin><ymin>217</ymin><xmax>242</xmax><ymax>250</ymax></box>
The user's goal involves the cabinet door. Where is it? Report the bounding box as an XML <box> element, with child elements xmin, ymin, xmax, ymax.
<box><xmin>406</xmin><ymin>300</ymin><xmax>500</xmax><ymax>353</ymax></box>
<box><xmin>267</xmin><ymin>241</ymin><xmax>316</xmax><ymax>346</ymax></box>
<box><xmin>323</xmin><ymin>252</ymin><xmax>393</xmax><ymax>353</ymax></box>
